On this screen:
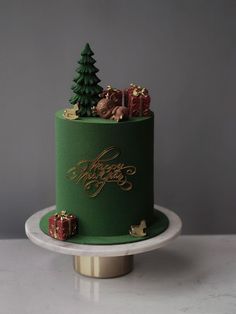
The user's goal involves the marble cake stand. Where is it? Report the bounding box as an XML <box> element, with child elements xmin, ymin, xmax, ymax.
<box><xmin>25</xmin><ymin>205</ymin><xmax>182</xmax><ymax>278</ymax></box>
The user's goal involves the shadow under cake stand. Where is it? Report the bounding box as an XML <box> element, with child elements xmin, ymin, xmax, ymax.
<box><xmin>25</xmin><ymin>205</ymin><xmax>182</xmax><ymax>278</ymax></box>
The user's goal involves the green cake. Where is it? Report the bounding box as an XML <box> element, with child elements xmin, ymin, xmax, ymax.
<box><xmin>39</xmin><ymin>43</ymin><xmax>169</xmax><ymax>244</ymax></box>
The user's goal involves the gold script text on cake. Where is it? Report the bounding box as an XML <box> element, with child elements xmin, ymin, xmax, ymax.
<box><xmin>66</xmin><ymin>146</ymin><xmax>136</xmax><ymax>197</ymax></box>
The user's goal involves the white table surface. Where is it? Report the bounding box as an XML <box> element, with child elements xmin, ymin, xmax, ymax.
<box><xmin>0</xmin><ymin>236</ymin><xmax>235</xmax><ymax>314</ymax></box>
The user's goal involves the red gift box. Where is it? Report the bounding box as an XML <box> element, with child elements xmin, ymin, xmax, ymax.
<box><xmin>128</xmin><ymin>86</ymin><xmax>151</xmax><ymax>117</ymax></box>
<box><xmin>123</xmin><ymin>83</ymin><xmax>138</xmax><ymax>107</ymax></box>
<box><xmin>48</xmin><ymin>211</ymin><xmax>78</xmax><ymax>241</ymax></box>
<box><xmin>100</xmin><ymin>85</ymin><xmax>122</xmax><ymax>106</ymax></box>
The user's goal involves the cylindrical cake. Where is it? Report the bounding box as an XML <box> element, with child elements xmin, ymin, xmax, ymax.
<box><xmin>56</xmin><ymin>109</ymin><xmax>154</xmax><ymax>237</ymax></box>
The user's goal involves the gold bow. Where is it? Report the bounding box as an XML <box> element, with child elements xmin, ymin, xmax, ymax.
<box><xmin>55</xmin><ymin>210</ymin><xmax>73</xmax><ymax>220</ymax></box>
<box><xmin>132</xmin><ymin>87</ymin><xmax>148</xmax><ymax>97</ymax></box>
<box><xmin>107</xmin><ymin>85</ymin><xmax>118</xmax><ymax>92</ymax></box>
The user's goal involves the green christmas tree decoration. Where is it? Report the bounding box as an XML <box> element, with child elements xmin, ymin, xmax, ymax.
<box><xmin>69</xmin><ymin>43</ymin><xmax>103</xmax><ymax>117</ymax></box>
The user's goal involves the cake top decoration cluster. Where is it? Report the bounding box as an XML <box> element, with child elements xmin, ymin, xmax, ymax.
<box><xmin>63</xmin><ymin>43</ymin><xmax>151</xmax><ymax>121</ymax></box>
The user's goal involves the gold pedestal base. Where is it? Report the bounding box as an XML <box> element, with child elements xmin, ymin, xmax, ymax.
<box><xmin>73</xmin><ymin>255</ymin><xmax>134</xmax><ymax>278</ymax></box>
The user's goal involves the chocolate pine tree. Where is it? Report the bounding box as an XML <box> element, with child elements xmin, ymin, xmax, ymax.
<box><xmin>69</xmin><ymin>43</ymin><xmax>103</xmax><ymax>117</ymax></box>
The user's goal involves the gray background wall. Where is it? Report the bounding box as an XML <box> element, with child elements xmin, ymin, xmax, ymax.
<box><xmin>0</xmin><ymin>0</ymin><xmax>235</xmax><ymax>237</ymax></box>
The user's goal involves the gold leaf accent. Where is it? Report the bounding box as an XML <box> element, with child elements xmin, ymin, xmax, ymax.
<box><xmin>63</xmin><ymin>104</ymin><xmax>79</xmax><ymax>120</ymax></box>
<box><xmin>91</xmin><ymin>106</ymin><xmax>97</xmax><ymax>116</ymax></box>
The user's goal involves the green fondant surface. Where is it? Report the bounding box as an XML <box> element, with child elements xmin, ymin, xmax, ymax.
<box><xmin>39</xmin><ymin>208</ymin><xmax>169</xmax><ymax>245</ymax></box>
<box><xmin>56</xmin><ymin>110</ymin><xmax>154</xmax><ymax>236</ymax></box>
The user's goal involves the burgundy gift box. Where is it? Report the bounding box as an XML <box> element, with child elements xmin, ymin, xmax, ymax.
<box><xmin>123</xmin><ymin>83</ymin><xmax>138</xmax><ymax>107</ymax></box>
<box><xmin>128</xmin><ymin>97</ymin><xmax>150</xmax><ymax>117</ymax></box>
<box><xmin>48</xmin><ymin>211</ymin><xmax>78</xmax><ymax>241</ymax></box>
<box><xmin>100</xmin><ymin>85</ymin><xmax>122</xmax><ymax>106</ymax></box>
<box><xmin>127</xmin><ymin>86</ymin><xmax>151</xmax><ymax>117</ymax></box>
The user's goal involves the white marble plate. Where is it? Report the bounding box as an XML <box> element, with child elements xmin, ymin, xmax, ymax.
<box><xmin>25</xmin><ymin>205</ymin><xmax>182</xmax><ymax>257</ymax></box>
